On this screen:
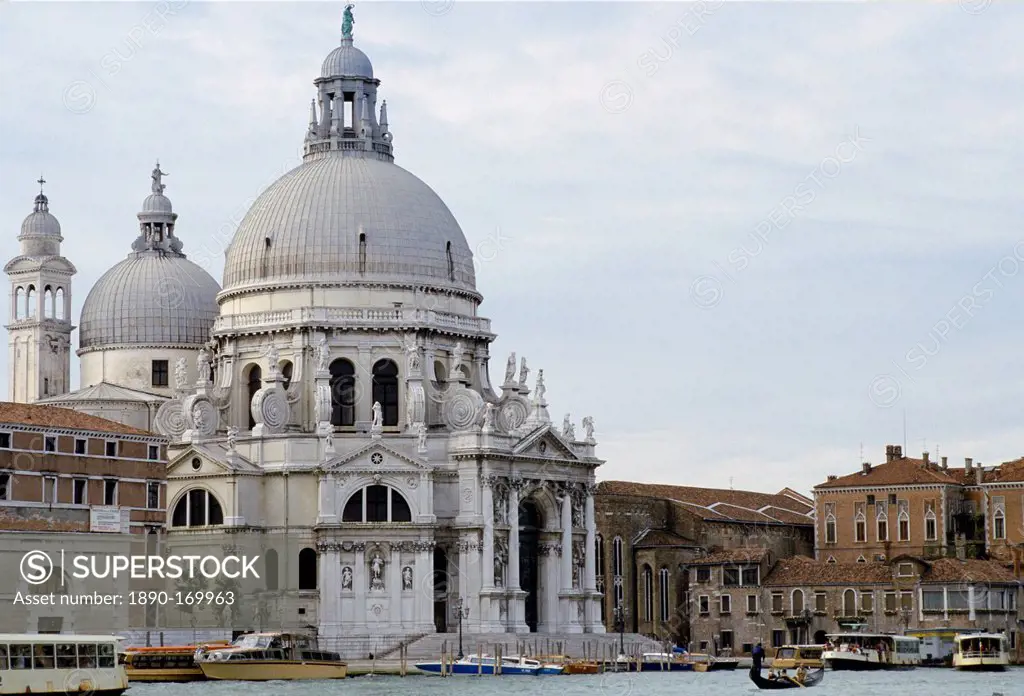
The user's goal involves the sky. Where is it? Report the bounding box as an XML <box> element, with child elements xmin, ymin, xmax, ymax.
<box><xmin>1</xmin><ymin>1</ymin><xmax>1022</xmax><ymax>497</ymax></box>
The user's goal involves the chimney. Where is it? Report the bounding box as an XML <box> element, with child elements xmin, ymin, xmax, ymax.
<box><xmin>827</xmin><ymin>475</ymin><xmax>838</xmax><ymax>482</ymax></box>
<box><xmin>893</xmin><ymin>445</ymin><xmax>902</xmax><ymax>459</ymax></box>
<box><xmin>922</xmin><ymin>451</ymin><xmax>930</xmax><ymax>467</ymax></box>
<box><xmin>862</xmin><ymin>462</ymin><xmax>872</xmax><ymax>474</ymax></box>
<box><xmin>886</xmin><ymin>445</ymin><xmax>895</xmax><ymax>462</ymax></box>
<box><xmin>941</xmin><ymin>456</ymin><xmax>948</xmax><ymax>470</ymax></box>
<box><xmin>975</xmin><ymin>464</ymin><xmax>983</xmax><ymax>485</ymax></box>
<box><xmin>965</xmin><ymin>457</ymin><xmax>973</xmax><ymax>472</ymax></box>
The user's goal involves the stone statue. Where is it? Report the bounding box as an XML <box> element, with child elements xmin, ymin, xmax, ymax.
<box><xmin>493</xmin><ymin>485</ymin><xmax>508</xmax><ymax>525</ymax></box>
<box><xmin>174</xmin><ymin>357</ymin><xmax>188</xmax><ymax>390</ymax></box>
<box><xmin>191</xmin><ymin>403</ymin><xmax>206</xmax><ymax>431</ymax></box>
<box><xmin>504</xmin><ymin>352</ymin><xmax>516</xmax><ymax>384</ymax></box>
<box><xmin>266</xmin><ymin>344</ymin><xmax>279</xmax><ymax>373</ymax></box>
<box><xmin>518</xmin><ymin>357</ymin><xmax>529</xmax><ymax>386</ymax></box>
<box><xmin>404</xmin><ymin>333</ymin><xmax>419</xmax><ymax>373</ymax></box>
<box><xmin>372</xmin><ymin>401</ymin><xmax>383</xmax><ymax>428</ymax></box>
<box><xmin>405</xmin><ymin>389</ymin><xmax>416</xmax><ymax>427</ymax></box>
<box><xmin>323</xmin><ymin>428</ymin><xmax>334</xmax><ymax>452</ymax></box>
<box><xmin>151</xmin><ymin>162</ymin><xmax>167</xmax><ymax>195</ymax></box>
<box><xmin>563</xmin><ymin>414</ymin><xmax>575</xmax><ymax>440</ymax></box>
<box><xmin>342</xmin><ymin>4</ymin><xmax>355</xmax><ymax>40</ymax></box>
<box><xmin>197</xmin><ymin>346</ymin><xmax>211</xmax><ymax>381</ymax></box>
<box><xmin>482</xmin><ymin>403</ymin><xmax>496</xmax><ymax>431</ymax></box>
<box><xmin>226</xmin><ymin>426</ymin><xmax>239</xmax><ymax>451</ymax></box>
<box><xmin>402</xmin><ymin>566</ymin><xmax>413</xmax><ymax>591</ymax></box>
<box><xmin>342</xmin><ymin>566</ymin><xmax>353</xmax><ymax>590</ymax></box>
<box><xmin>451</xmin><ymin>342</ymin><xmax>464</xmax><ymax>376</ymax></box>
<box><xmin>314</xmin><ymin>392</ymin><xmax>323</xmax><ymax>424</ymax></box>
<box><xmin>582</xmin><ymin>416</ymin><xmax>595</xmax><ymax>441</ymax></box>
<box><xmin>417</xmin><ymin>422</ymin><xmax>428</xmax><ymax>453</ymax></box>
<box><xmin>535</xmin><ymin>369</ymin><xmax>546</xmax><ymax>402</ymax></box>
<box><xmin>494</xmin><ymin>555</ymin><xmax>504</xmax><ymax>588</ymax></box>
<box><xmin>370</xmin><ymin>553</ymin><xmax>385</xmax><ymax>591</ymax></box>
<box><xmin>316</xmin><ymin>336</ymin><xmax>330</xmax><ymax>372</ymax></box>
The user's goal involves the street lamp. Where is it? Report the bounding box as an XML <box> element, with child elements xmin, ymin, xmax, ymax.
<box><xmin>613</xmin><ymin>600</ymin><xmax>629</xmax><ymax>659</ymax></box>
<box><xmin>452</xmin><ymin>595</ymin><xmax>470</xmax><ymax>660</ymax></box>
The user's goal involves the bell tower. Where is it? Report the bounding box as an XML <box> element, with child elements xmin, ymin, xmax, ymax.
<box><xmin>4</xmin><ymin>177</ymin><xmax>76</xmax><ymax>402</ymax></box>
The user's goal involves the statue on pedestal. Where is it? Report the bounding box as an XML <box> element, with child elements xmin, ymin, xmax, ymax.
<box><xmin>504</xmin><ymin>352</ymin><xmax>517</xmax><ymax>384</ymax></box>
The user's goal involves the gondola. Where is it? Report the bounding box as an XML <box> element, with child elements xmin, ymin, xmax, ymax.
<box><xmin>749</xmin><ymin>653</ymin><xmax>824</xmax><ymax>689</ymax></box>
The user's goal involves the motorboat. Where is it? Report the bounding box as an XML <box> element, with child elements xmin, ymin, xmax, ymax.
<box><xmin>749</xmin><ymin>651</ymin><xmax>824</xmax><ymax>690</ymax></box>
<box><xmin>952</xmin><ymin>632</ymin><xmax>1009</xmax><ymax>671</ymax></box>
<box><xmin>415</xmin><ymin>653</ymin><xmax>557</xmax><ymax>675</ymax></box>
<box><xmin>0</xmin><ymin>633</ymin><xmax>128</xmax><ymax>695</ymax></box>
<box><xmin>822</xmin><ymin>632</ymin><xmax>920</xmax><ymax>670</ymax></box>
<box><xmin>123</xmin><ymin>641</ymin><xmax>231</xmax><ymax>682</ymax></box>
<box><xmin>770</xmin><ymin>645</ymin><xmax>824</xmax><ymax>671</ymax></box>
<box><xmin>534</xmin><ymin>654</ymin><xmax>599</xmax><ymax>674</ymax></box>
<box><xmin>638</xmin><ymin>652</ymin><xmax>693</xmax><ymax>671</ymax></box>
<box><xmin>194</xmin><ymin>632</ymin><xmax>347</xmax><ymax>680</ymax></box>
<box><xmin>687</xmin><ymin>652</ymin><xmax>740</xmax><ymax>671</ymax></box>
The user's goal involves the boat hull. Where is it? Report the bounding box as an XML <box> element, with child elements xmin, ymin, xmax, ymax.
<box><xmin>0</xmin><ymin>669</ymin><xmax>129</xmax><ymax>695</ymax></box>
<box><xmin>199</xmin><ymin>660</ymin><xmax>348</xmax><ymax>680</ymax></box>
<box><xmin>414</xmin><ymin>662</ymin><xmax>539</xmax><ymax>675</ymax></box>
<box><xmin>749</xmin><ymin>667</ymin><xmax>824</xmax><ymax>690</ymax></box>
<box><xmin>125</xmin><ymin>666</ymin><xmax>206</xmax><ymax>682</ymax></box>
<box><xmin>639</xmin><ymin>662</ymin><xmax>693</xmax><ymax>672</ymax></box>
<box><xmin>954</xmin><ymin>661</ymin><xmax>1007</xmax><ymax>672</ymax></box>
<box><xmin>825</xmin><ymin>656</ymin><xmax>914</xmax><ymax>671</ymax></box>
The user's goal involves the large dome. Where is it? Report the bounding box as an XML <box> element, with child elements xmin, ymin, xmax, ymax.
<box><xmin>79</xmin><ymin>253</ymin><xmax>221</xmax><ymax>350</ymax></box>
<box><xmin>221</xmin><ymin>155</ymin><xmax>477</xmax><ymax>294</ymax></box>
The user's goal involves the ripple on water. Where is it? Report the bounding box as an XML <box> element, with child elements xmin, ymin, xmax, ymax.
<box><xmin>132</xmin><ymin>667</ymin><xmax>1024</xmax><ymax>696</ymax></box>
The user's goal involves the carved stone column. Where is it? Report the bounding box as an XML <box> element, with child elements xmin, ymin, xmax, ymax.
<box><xmin>584</xmin><ymin>484</ymin><xmax>604</xmax><ymax>632</ymax></box>
<box><xmin>318</xmin><ymin>472</ymin><xmax>337</xmax><ymax>524</ymax></box>
<box><xmin>389</xmin><ymin>544</ymin><xmax>401</xmax><ymax>629</ymax></box>
<box><xmin>318</xmin><ymin>542</ymin><xmax>342</xmax><ymax>644</ymax></box>
<box><xmin>353</xmin><ymin>542</ymin><xmax>366</xmax><ymax>631</ymax></box>
<box><xmin>560</xmin><ymin>490</ymin><xmax>573</xmax><ymax>591</ymax></box>
<box><xmin>415</xmin><ymin>540</ymin><xmax>435</xmax><ymax>632</ymax></box>
<box><xmin>482</xmin><ymin>477</ymin><xmax>495</xmax><ymax>588</ymax></box>
<box><xmin>508</xmin><ymin>481</ymin><xmax>521</xmax><ymax>591</ymax></box>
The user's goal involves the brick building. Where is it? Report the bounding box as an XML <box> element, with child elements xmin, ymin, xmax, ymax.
<box><xmin>594</xmin><ymin>481</ymin><xmax>814</xmax><ymax>645</ymax></box>
<box><xmin>814</xmin><ymin>445</ymin><xmax>1024</xmax><ymax>564</ymax></box>
<box><xmin>682</xmin><ymin>550</ymin><xmax>1022</xmax><ymax>661</ymax></box>
<box><xmin>0</xmin><ymin>402</ymin><xmax>167</xmax><ymax>633</ymax></box>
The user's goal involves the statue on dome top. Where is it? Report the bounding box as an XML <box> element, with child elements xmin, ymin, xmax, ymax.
<box><xmin>151</xmin><ymin>161</ymin><xmax>167</xmax><ymax>195</ymax></box>
<box><xmin>342</xmin><ymin>4</ymin><xmax>355</xmax><ymax>40</ymax></box>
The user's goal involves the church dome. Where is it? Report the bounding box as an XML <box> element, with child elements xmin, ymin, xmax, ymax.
<box><xmin>321</xmin><ymin>40</ymin><xmax>373</xmax><ymax>79</ymax></box>
<box><xmin>78</xmin><ymin>165</ymin><xmax>221</xmax><ymax>351</ymax></box>
<box><xmin>222</xmin><ymin>156</ymin><xmax>476</xmax><ymax>293</ymax></box>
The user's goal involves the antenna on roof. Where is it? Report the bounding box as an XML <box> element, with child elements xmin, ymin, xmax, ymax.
<box><xmin>729</xmin><ymin>477</ymin><xmax>733</xmax><ymax>490</ymax></box>
<box><xmin>903</xmin><ymin>409</ymin><xmax>907</xmax><ymax>453</ymax></box>
<box><xmin>859</xmin><ymin>442</ymin><xmax>863</xmax><ymax>462</ymax></box>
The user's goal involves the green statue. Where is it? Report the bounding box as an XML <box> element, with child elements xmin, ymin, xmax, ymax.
<box><xmin>342</xmin><ymin>4</ymin><xmax>354</xmax><ymax>40</ymax></box>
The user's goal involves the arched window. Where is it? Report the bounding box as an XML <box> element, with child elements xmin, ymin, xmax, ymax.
<box><xmin>924</xmin><ymin>508</ymin><xmax>937</xmax><ymax>541</ymax></box>
<box><xmin>432</xmin><ymin>360</ymin><xmax>447</xmax><ymax>391</ymax></box>
<box><xmin>43</xmin><ymin>286</ymin><xmax>53</xmax><ymax>318</ymax></box>
<box><xmin>876</xmin><ymin>507</ymin><xmax>888</xmax><ymax>541</ymax></box>
<box><xmin>595</xmin><ymin>534</ymin><xmax>605</xmax><ymax>580</ymax></box>
<box><xmin>26</xmin><ymin>285</ymin><xmax>36</xmax><ymax>318</ymax></box>
<box><xmin>612</xmin><ymin>536</ymin><xmax>623</xmax><ymax>576</ymax></box>
<box><xmin>446</xmin><ymin>241</ymin><xmax>454</xmax><ymax>281</ymax></box>
<box><xmin>280</xmin><ymin>361</ymin><xmax>293</xmax><ymax>390</ymax></box>
<box><xmin>843</xmin><ymin>589</ymin><xmax>856</xmax><ymax>617</ymax></box>
<box><xmin>330</xmin><ymin>358</ymin><xmax>356</xmax><ymax>426</ymax></box>
<box><xmin>264</xmin><ymin>549</ymin><xmax>279</xmax><ymax>591</ymax></box>
<box><xmin>246</xmin><ymin>364</ymin><xmax>262</xmax><ymax>429</ymax></box>
<box><xmin>993</xmin><ymin>509</ymin><xmax>1006</xmax><ymax>539</ymax></box>
<box><xmin>792</xmin><ymin>589</ymin><xmax>805</xmax><ymax>614</ymax></box>
<box><xmin>898</xmin><ymin>507</ymin><xmax>910</xmax><ymax>541</ymax></box>
<box><xmin>642</xmin><ymin>565</ymin><xmax>654</xmax><ymax>622</ymax></box>
<box><xmin>659</xmin><ymin>567</ymin><xmax>670</xmax><ymax>623</ymax></box>
<box><xmin>341</xmin><ymin>484</ymin><xmax>413</xmax><ymax>522</ymax></box>
<box><xmin>14</xmin><ymin>287</ymin><xmax>25</xmax><ymax>319</ymax></box>
<box><xmin>372</xmin><ymin>359</ymin><xmax>399</xmax><ymax>426</ymax></box>
<box><xmin>358</xmin><ymin>232</ymin><xmax>366</xmax><ymax>274</ymax></box>
<box><xmin>54</xmin><ymin>287</ymin><xmax>65</xmax><ymax>320</ymax></box>
<box><xmin>298</xmin><ymin>547</ymin><xmax>317</xmax><ymax>590</ymax></box>
<box><xmin>170</xmin><ymin>489</ymin><xmax>224</xmax><ymax>527</ymax></box>
<box><xmin>854</xmin><ymin>504</ymin><xmax>867</xmax><ymax>543</ymax></box>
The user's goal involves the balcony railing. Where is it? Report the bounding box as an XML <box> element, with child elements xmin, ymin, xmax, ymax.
<box><xmin>213</xmin><ymin>307</ymin><xmax>492</xmax><ymax>335</ymax></box>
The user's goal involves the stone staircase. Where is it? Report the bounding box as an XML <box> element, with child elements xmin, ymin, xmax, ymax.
<box><xmin>396</xmin><ymin>632</ymin><xmax>665</xmax><ymax>661</ymax></box>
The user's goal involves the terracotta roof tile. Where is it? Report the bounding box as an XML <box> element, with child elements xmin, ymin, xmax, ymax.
<box><xmin>598</xmin><ymin>481</ymin><xmax>813</xmax><ymax>525</ymax></box>
<box><xmin>816</xmin><ymin>457</ymin><xmax>960</xmax><ymax>489</ymax></box>
<box><xmin>688</xmin><ymin>547</ymin><xmax>770</xmax><ymax>566</ymax></box>
<box><xmin>920</xmin><ymin>558</ymin><xmax>1019</xmax><ymax>584</ymax></box>
<box><xmin>0</xmin><ymin>401</ymin><xmax>156</xmax><ymax>437</ymax></box>
<box><xmin>634</xmin><ymin>528</ymin><xmax>697</xmax><ymax>548</ymax></box>
<box><xmin>764</xmin><ymin>556</ymin><xmax>894</xmax><ymax>586</ymax></box>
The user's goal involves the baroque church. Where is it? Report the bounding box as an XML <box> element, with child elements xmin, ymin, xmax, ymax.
<box><xmin>5</xmin><ymin>11</ymin><xmax>605</xmax><ymax>646</ymax></box>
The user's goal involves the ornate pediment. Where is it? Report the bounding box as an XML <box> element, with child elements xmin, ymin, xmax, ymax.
<box><xmin>512</xmin><ymin>425</ymin><xmax>580</xmax><ymax>462</ymax></box>
<box><xmin>167</xmin><ymin>443</ymin><xmax>259</xmax><ymax>478</ymax></box>
<box><xmin>324</xmin><ymin>440</ymin><xmax>431</xmax><ymax>474</ymax></box>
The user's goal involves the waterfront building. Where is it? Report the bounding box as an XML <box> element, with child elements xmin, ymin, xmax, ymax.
<box><xmin>0</xmin><ymin>401</ymin><xmax>166</xmax><ymax>633</ymax></box>
<box><xmin>814</xmin><ymin>445</ymin><xmax>1024</xmax><ymax>564</ymax></box>
<box><xmin>594</xmin><ymin>480</ymin><xmax>815</xmax><ymax>644</ymax></box>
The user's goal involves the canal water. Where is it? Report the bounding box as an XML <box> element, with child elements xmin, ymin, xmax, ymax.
<box><xmin>131</xmin><ymin>669</ymin><xmax>1023</xmax><ymax>696</ymax></box>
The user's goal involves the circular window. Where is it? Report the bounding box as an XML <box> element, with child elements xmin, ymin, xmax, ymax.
<box><xmin>191</xmin><ymin>457</ymin><xmax>202</xmax><ymax>471</ymax></box>
<box><xmin>370</xmin><ymin>452</ymin><xmax>384</xmax><ymax>466</ymax></box>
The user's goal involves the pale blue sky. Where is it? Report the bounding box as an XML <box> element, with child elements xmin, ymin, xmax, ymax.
<box><xmin>1</xmin><ymin>2</ymin><xmax>1022</xmax><ymax>494</ymax></box>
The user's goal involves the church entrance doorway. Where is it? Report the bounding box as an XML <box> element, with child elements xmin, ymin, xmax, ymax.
<box><xmin>519</xmin><ymin>499</ymin><xmax>542</xmax><ymax>632</ymax></box>
<box><xmin>433</xmin><ymin>547</ymin><xmax>448</xmax><ymax>633</ymax></box>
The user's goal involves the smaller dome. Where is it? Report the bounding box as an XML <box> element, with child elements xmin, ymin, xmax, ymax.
<box><xmin>141</xmin><ymin>193</ymin><xmax>173</xmax><ymax>214</ymax></box>
<box><xmin>321</xmin><ymin>40</ymin><xmax>373</xmax><ymax>79</ymax></box>
<box><xmin>20</xmin><ymin>194</ymin><xmax>61</xmax><ymax>240</ymax></box>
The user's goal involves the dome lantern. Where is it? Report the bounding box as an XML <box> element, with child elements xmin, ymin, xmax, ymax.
<box><xmin>18</xmin><ymin>175</ymin><xmax>63</xmax><ymax>255</ymax></box>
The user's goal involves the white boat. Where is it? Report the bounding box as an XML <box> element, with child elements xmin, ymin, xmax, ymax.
<box><xmin>822</xmin><ymin>633</ymin><xmax>920</xmax><ymax>670</ymax></box>
<box><xmin>0</xmin><ymin>633</ymin><xmax>128</xmax><ymax>695</ymax></box>
<box><xmin>415</xmin><ymin>653</ymin><xmax>562</xmax><ymax>675</ymax></box>
<box><xmin>952</xmin><ymin>633</ymin><xmax>1009</xmax><ymax>672</ymax></box>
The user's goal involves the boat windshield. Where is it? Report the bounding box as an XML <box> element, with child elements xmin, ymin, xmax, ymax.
<box><xmin>232</xmin><ymin>635</ymin><xmax>273</xmax><ymax>649</ymax></box>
